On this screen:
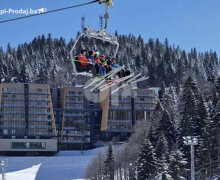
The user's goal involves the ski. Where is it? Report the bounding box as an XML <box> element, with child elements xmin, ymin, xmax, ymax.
<box><xmin>89</xmin><ymin>66</ymin><xmax>125</xmax><ymax>92</ymax></box>
<box><xmin>111</xmin><ymin>72</ymin><xmax>143</xmax><ymax>94</ymax></box>
<box><xmin>99</xmin><ymin>72</ymin><xmax>135</xmax><ymax>92</ymax></box>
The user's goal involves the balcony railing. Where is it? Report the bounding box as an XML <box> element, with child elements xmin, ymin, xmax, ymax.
<box><xmin>109</xmin><ymin>107</ymin><xmax>131</xmax><ymax>110</ymax></box>
<box><xmin>28</xmin><ymin>91</ymin><xmax>50</xmax><ymax>95</ymax></box>
<box><xmin>134</xmin><ymin>100</ymin><xmax>155</xmax><ymax>104</ymax></box>
<box><xmin>29</xmin><ymin>98</ymin><xmax>51</xmax><ymax>102</ymax></box>
<box><xmin>65</xmin><ymin>100</ymin><xmax>84</xmax><ymax>104</ymax></box>
<box><xmin>2</xmin><ymin>91</ymin><xmax>24</xmax><ymax>94</ymax></box>
<box><xmin>28</xmin><ymin>112</ymin><xmax>53</xmax><ymax>115</ymax></box>
<box><xmin>0</xmin><ymin>111</ymin><xmax>25</xmax><ymax>115</ymax></box>
<box><xmin>1</xmin><ymin>98</ymin><xmax>25</xmax><ymax>101</ymax></box>
<box><xmin>65</xmin><ymin>107</ymin><xmax>84</xmax><ymax>110</ymax></box>
<box><xmin>28</xmin><ymin>118</ymin><xmax>54</xmax><ymax>122</ymax></box>
<box><xmin>64</xmin><ymin>113</ymin><xmax>84</xmax><ymax>117</ymax></box>
<box><xmin>1</xmin><ymin>104</ymin><xmax>25</xmax><ymax>108</ymax></box>
<box><xmin>0</xmin><ymin>125</ymin><xmax>26</xmax><ymax>129</ymax></box>
<box><xmin>29</xmin><ymin>125</ymin><xmax>55</xmax><ymax>129</ymax></box>
<box><xmin>28</xmin><ymin>132</ymin><xmax>56</xmax><ymax>136</ymax></box>
<box><xmin>136</xmin><ymin>94</ymin><xmax>155</xmax><ymax>98</ymax></box>
<box><xmin>106</xmin><ymin>129</ymin><xmax>132</xmax><ymax>133</ymax></box>
<box><xmin>62</xmin><ymin>139</ymin><xmax>90</xmax><ymax>143</ymax></box>
<box><xmin>66</xmin><ymin>94</ymin><xmax>83</xmax><ymax>97</ymax></box>
<box><xmin>134</xmin><ymin>107</ymin><xmax>155</xmax><ymax>111</ymax></box>
<box><xmin>28</xmin><ymin>105</ymin><xmax>52</xmax><ymax>109</ymax></box>
<box><xmin>0</xmin><ymin>118</ymin><xmax>25</xmax><ymax>121</ymax></box>
<box><xmin>108</xmin><ymin>119</ymin><xmax>131</xmax><ymax>123</ymax></box>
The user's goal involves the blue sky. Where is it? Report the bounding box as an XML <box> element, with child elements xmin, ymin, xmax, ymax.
<box><xmin>0</xmin><ymin>0</ymin><xmax>220</xmax><ymax>55</ymax></box>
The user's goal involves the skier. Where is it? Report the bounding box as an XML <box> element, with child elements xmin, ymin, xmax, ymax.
<box><xmin>77</xmin><ymin>49</ymin><xmax>96</xmax><ymax>76</ymax></box>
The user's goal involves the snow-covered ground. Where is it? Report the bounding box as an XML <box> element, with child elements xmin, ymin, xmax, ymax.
<box><xmin>0</xmin><ymin>147</ymin><xmax>105</xmax><ymax>180</ymax></box>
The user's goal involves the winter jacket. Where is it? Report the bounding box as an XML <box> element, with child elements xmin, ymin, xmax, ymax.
<box><xmin>78</xmin><ymin>54</ymin><xmax>91</xmax><ymax>67</ymax></box>
<box><xmin>87</xmin><ymin>55</ymin><xmax>95</xmax><ymax>64</ymax></box>
<box><xmin>94</xmin><ymin>57</ymin><xmax>102</xmax><ymax>64</ymax></box>
<box><xmin>112</xmin><ymin>63</ymin><xmax>121</xmax><ymax>68</ymax></box>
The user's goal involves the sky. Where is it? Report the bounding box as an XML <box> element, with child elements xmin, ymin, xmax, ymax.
<box><xmin>0</xmin><ymin>0</ymin><xmax>220</xmax><ymax>55</ymax></box>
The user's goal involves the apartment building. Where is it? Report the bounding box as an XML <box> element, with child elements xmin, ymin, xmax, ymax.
<box><xmin>60</xmin><ymin>86</ymin><xmax>156</xmax><ymax>149</ymax></box>
<box><xmin>0</xmin><ymin>83</ymin><xmax>57</xmax><ymax>154</ymax></box>
<box><xmin>60</xmin><ymin>86</ymin><xmax>91</xmax><ymax>150</ymax></box>
<box><xmin>0</xmin><ymin>83</ymin><xmax>156</xmax><ymax>152</ymax></box>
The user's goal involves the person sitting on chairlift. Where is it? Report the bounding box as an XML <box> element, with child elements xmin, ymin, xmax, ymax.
<box><xmin>111</xmin><ymin>58</ymin><xmax>130</xmax><ymax>77</ymax></box>
<box><xmin>77</xmin><ymin>49</ymin><xmax>96</xmax><ymax>76</ymax></box>
<box><xmin>105</xmin><ymin>57</ymin><xmax>113</xmax><ymax>74</ymax></box>
<box><xmin>99</xmin><ymin>55</ymin><xmax>107</xmax><ymax>75</ymax></box>
<box><xmin>94</xmin><ymin>51</ymin><xmax>102</xmax><ymax>75</ymax></box>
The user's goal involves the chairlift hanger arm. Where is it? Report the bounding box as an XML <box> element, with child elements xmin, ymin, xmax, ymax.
<box><xmin>98</xmin><ymin>0</ymin><xmax>114</xmax><ymax>31</ymax></box>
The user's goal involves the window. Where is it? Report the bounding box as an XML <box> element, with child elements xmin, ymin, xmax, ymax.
<box><xmin>37</xmin><ymin>89</ymin><xmax>42</xmax><ymax>92</ymax></box>
<box><xmin>3</xmin><ymin>129</ymin><xmax>8</xmax><ymax>135</ymax></box>
<box><xmin>12</xmin><ymin>129</ymin><xmax>16</xmax><ymax>135</ymax></box>
<box><xmin>11</xmin><ymin>142</ymin><xmax>46</xmax><ymax>149</ymax></box>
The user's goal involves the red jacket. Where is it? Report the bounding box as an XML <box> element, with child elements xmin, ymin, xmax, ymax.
<box><xmin>78</xmin><ymin>54</ymin><xmax>91</xmax><ymax>66</ymax></box>
<box><xmin>94</xmin><ymin>57</ymin><xmax>102</xmax><ymax>64</ymax></box>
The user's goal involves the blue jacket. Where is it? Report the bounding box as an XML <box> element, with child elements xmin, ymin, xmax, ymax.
<box><xmin>112</xmin><ymin>63</ymin><xmax>121</xmax><ymax>68</ymax></box>
<box><xmin>87</xmin><ymin>55</ymin><xmax>95</xmax><ymax>64</ymax></box>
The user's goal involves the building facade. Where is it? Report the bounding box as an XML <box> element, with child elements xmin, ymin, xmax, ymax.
<box><xmin>0</xmin><ymin>83</ymin><xmax>156</xmax><ymax>152</ymax></box>
<box><xmin>0</xmin><ymin>83</ymin><xmax>57</xmax><ymax>154</ymax></box>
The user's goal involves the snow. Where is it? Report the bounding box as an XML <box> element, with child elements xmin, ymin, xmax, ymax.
<box><xmin>0</xmin><ymin>164</ymin><xmax>41</xmax><ymax>180</ymax></box>
<box><xmin>0</xmin><ymin>147</ymin><xmax>105</xmax><ymax>180</ymax></box>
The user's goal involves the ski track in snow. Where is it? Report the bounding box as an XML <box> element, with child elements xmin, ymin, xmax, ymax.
<box><xmin>0</xmin><ymin>147</ymin><xmax>105</xmax><ymax>180</ymax></box>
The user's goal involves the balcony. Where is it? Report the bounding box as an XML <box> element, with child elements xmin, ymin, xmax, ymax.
<box><xmin>0</xmin><ymin>118</ymin><xmax>25</xmax><ymax>121</ymax></box>
<box><xmin>29</xmin><ymin>125</ymin><xmax>55</xmax><ymax>129</ymax></box>
<box><xmin>64</xmin><ymin>113</ymin><xmax>84</xmax><ymax>117</ymax></box>
<box><xmin>65</xmin><ymin>107</ymin><xmax>84</xmax><ymax>110</ymax></box>
<box><xmin>28</xmin><ymin>105</ymin><xmax>52</xmax><ymax>109</ymax></box>
<box><xmin>2</xmin><ymin>91</ymin><xmax>24</xmax><ymax>94</ymax></box>
<box><xmin>1</xmin><ymin>104</ymin><xmax>25</xmax><ymax>108</ymax></box>
<box><xmin>65</xmin><ymin>100</ymin><xmax>84</xmax><ymax>104</ymax></box>
<box><xmin>1</xmin><ymin>98</ymin><xmax>25</xmax><ymax>101</ymax></box>
<box><xmin>109</xmin><ymin>107</ymin><xmax>131</xmax><ymax>110</ymax></box>
<box><xmin>0</xmin><ymin>125</ymin><xmax>26</xmax><ymax>129</ymax></box>
<box><xmin>28</xmin><ymin>111</ymin><xmax>53</xmax><ymax>115</ymax></box>
<box><xmin>0</xmin><ymin>111</ymin><xmax>25</xmax><ymax>115</ymax></box>
<box><xmin>62</xmin><ymin>139</ymin><xmax>90</xmax><ymax>143</ymax></box>
<box><xmin>110</xmin><ymin>99</ymin><xmax>131</xmax><ymax>104</ymax></box>
<box><xmin>134</xmin><ymin>100</ymin><xmax>155</xmax><ymax>104</ymax></box>
<box><xmin>66</xmin><ymin>94</ymin><xmax>83</xmax><ymax>97</ymax></box>
<box><xmin>28</xmin><ymin>132</ymin><xmax>56</xmax><ymax>136</ymax></box>
<box><xmin>106</xmin><ymin>129</ymin><xmax>132</xmax><ymax>133</ymax></box>
<box><xmin>134</xmin><ymin>107</ymin><xmax>155</xmax><ymax>111</ymax></box>
<box><xmin>28</xmin><ymin>118</ymin><xmax>54</xmax><ymax>122</ymax></box>
<box><xmin>28</xmin><ymin>91</ymin><xmax>50</xmax><ymax>95</ymax></box>
<box><xmin>136</xmin><ymin>94</ymin><xmax>155</xmax><ymax>98</ymax></box>
<box><xmin>63</xmin><ymin>127</ymin><xmax>76</xmax><ymax>130</ymax></box>
<box><xmin>29</xmin><ymin>98</ymin><xmax>51</xmax><ymax>102</ymax></box>
<box><xmin>108</xmin><ymin>119</ymin><xmax>131</xmax><ymax>123</ymax></box>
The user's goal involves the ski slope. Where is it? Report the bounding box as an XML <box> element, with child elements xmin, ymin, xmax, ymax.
<box><xmin>0</xmin><ymin>147</ymin><xmax>105</xmax><ymax>180</ymax></box>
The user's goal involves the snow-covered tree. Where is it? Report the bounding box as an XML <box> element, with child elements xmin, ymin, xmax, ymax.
<box><xmin>137</xmin><ymin>139</ymin><xmax>158</xmax><ymax>180</ymax></box>
<box><xmin>104</xmin><ymin>142</ymin><xmax>115</xmax><ymax>180</ymax></box>
<box><xmin>169</xmin><ymin>149</ymin><xmax>187</xmax><ymax>180</ymax></box>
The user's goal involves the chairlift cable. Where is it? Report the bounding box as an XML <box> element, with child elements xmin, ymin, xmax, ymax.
<box><xmin>0</xmin><ymin>0</ymin><xmax>99</xmax><ymax>24</ymax></box>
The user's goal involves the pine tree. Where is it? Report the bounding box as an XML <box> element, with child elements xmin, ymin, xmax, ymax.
<box><xmin>169</xmin><ymin>149</ymin><xmax>187</xmax><ymax>180</ymax></box>
<box><xmin>137</xmin><ymin>139</ymin><xmax>158</xmax><ymax>180</ymax></box>
<box><xmin>156</xmin><ymin>131</ymin><xmax>169</xmax><ymax>160</ymax></box>
<box><xmin>156</xmin><ymin>110</ymin><xmax>176</xmax><ymax>149</ymax></box>
<box><xmin>19</xmin><ymin>62</ymin><xmax>29</xmax><ymax>83</ymax></box>
<box><xmin>158</xmin><ymin>81</ymin><xmax>166</xmax><ymax>102</ymax></box>
<box><xmin>36</xmin><ymin>65</ymin><xmax>48</xmax><ymax>84</ymax></box>
<box><xmin>158</xmin><ymin>155</ymin><xmax>173</xmax><ymax>180</ymax></box>
<box><xmin>104</xmin><ymin>142</ymin><xmax>115</xmax><ymax>180</ymax></box>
